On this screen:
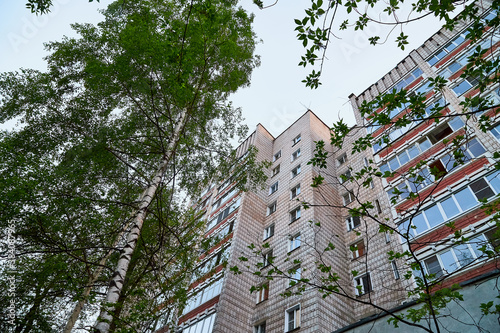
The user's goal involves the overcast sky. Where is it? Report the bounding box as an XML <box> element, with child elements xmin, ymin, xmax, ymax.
<box><xmin>1</xmin><ymin>0</ymin><xmax>450</xmax><ymax>137</ymax></box>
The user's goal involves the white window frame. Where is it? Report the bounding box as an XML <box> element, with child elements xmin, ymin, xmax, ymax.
<box><xmin>385</xmin><ymin>231</ymin><xmax>391</xmax><ymax>243</ymax></box>
<box><xmin>343</xmin><ymin>191</ymin><xmax>355</xmax><ymax>205</ymax></box>
<box><xmin>273</xmin><ymin>150</ymin><xmax>282</xmax><ymax>162</ymax></box>
<box><xmin>254</xmin><ymin>322</ymin><xmax>266</xmax><ymax>333</ymax></box>
<box><xmin>263</xmin><ymin>250</ymin><xmax>273</xmax><ymax>268</ymax></box>
<box><xmin>267</xmin><ymin>201</ymin><xmax>277</xmax><ymax>216</ymax></box>
<box><xmin>375</xmin><ymin>199</ymin><xmax>382</xmax><ymax>214</ymax></box>
<box><xmin>290</xmin><ymin>207</ymin><xmax>301</xmax><ymax>223</ymax></box>
<box><xmin>288</xmin><ymin>266</ymin><xmax>301</xmax><ymax>287</ymax></box>
<box><xmin>181</xmin><ymin>312</ymin><xmax>216</xmax><ymax>333</ymax></box>
<box><xmin>291</xmin><ymin>148</ymin><xmax>301</xmax><ymax>162</ymax></box>
<box><xmin>337</xmin><ymin>153</ymin><xmax>348</xmax><ymax>166</ymax></box>
<box><xmin>416</xmin><ymin>232</ymin><xmax>496</xmax><ymax>279</ymax></box>
<box><xmin>272</xmin><ymin>164</ymin><xmax>280</xmax><ymax>177</ymax></box>
<box><xmin>339</xmin><ymin>169</ymin><xmax>352</xmax><ymax>184</ymax></box>
<box><xmin>263</xmin><ymin>224</ymin><xmax>275</xmax><ymax>240</ymax></box>
<box><xmin>354</xmin><ymin>273</ymin><xmax>372</xmax><ymax>296</ymax></box>
<box><xmin>346</xmin><ymin>215</ymin><xmax>361</xmax><ymax>231</ymax></box>
<box><xmin>391</xmin><ymin>261</ymin><xmax>400</xmax><ymax>280</ymax></box>
<box><xmin>269</xmin><ymin>181</ymin><xmax>279</xmax><ymax>195</ymax></box>
<box><xmin>289</xmin><ymin>233</ymin><xmax>301</xmax><ymax>252</ymax></box>
<box><xmin>398</xmin><ymin>171</ymin><xmax>500</xmax><ymax>237</ymax></box>
<box><xmin>351</xmin><ymin>239</ymin><xmax>365</xmax><ymax>259</ymax></box>
<box><xmin>290</xmin><ymin>184</ymin><xmax>301</xmax><ymax>199</ymax></box>
<box><xmin>491</xmin><ymin>123</ymin><xmax>500</xmax><ymax>141</ymax></box>
<box><xmin>292</xmin><ymin>134</ymin><xmax>301</xmax><ymax>145</ymax></box>
<box><xmin>285</xmin><ymin>304</ymin><xmax>301</xmax><ymax>332</ymax></box>
<box><xmin>256</xmin><ymin>283</ymin><xmax>269</xmax><ymax>304</ymax></box>
<box><xmin>291</xmin><ymin>164</ymin><xmax>301</xmax><ymax>178</ymax></box>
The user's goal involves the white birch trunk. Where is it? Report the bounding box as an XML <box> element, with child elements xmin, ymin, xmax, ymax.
<box><xmin>63</xmin><ymin>219</ymin><xmax>133</xmax><ymax>333</ymax></box>
<box><xmin>94</xmin><ymin>109</ymin><xmax>189</xmax><ymax>333</ymax></box>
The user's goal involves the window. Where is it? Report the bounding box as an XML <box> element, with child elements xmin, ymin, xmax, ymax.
<box><xmin>289</xmin><ymin>234</ymin><xmax>301</xmax><ymax>252</ymax></box>
<box><xmin>391</xmin><ymin>261</ymin><xmax>400</xmax><ymax>280</ymax></box>
<box><xmin>379</xmin><ymin>117</ymin><xmax>465</xmax><ymax>172</ymax></box>
<box><xmin>263</xmin><ymin>224</ymin><xmax>275</xmax><ymax>240</ymax></box>
<box><xmin>427</xmin><ymin>33</ymin><xmax>468</xmax><ymax>66</ymax></box>
<box><xmin>267</xmin><ymin>202</ymin><xmax>277</xmax><ymax>216</ymax></box>
<box><xmin>206</xmin><ymin>197</ymin><xmax>241</xmax><ymax>231</ymax></box>
<box><xmin>291</xmin><ymin>164</ymin><xmax>301</xmax><ymax>178</ymax></box>
<box><xmin>292</xmin><ymin>134</ymin><xmax>301</xmax><ymax>145</ymax></box>
<box><xmin>212</xmin><ymin>186</ymin><xmax>239</xmax><ymax>210</ymax></box>
<box><xmin>398</xmin><ymin>171</ymin><xmax>500</xmax><ymax>237</ymax></box>
<box><xmin>351</xmin><ymin>240</ymin><xmax>365</xmax><ymax>259</ymax></box>
<box><xmin>273</xmin><ymin>150</ymin><xmax>282</xmax><ymax>162</ymax></box>
<box><xmin>290</xmin><ymin>184</ymin><xmax>301</xmax><ymax>199</ymax></box>
<box><xmin>393</xmin><ymin>68</ymin><xmax>423</xmax><ymax>92</ymax></box>
<box><xmin>484</xmin><ymin>228</ymin><xmax>500</xmax><ymax>252</ymax></box>
<box><xmin>182</xmin><ymin>278</ymin><xmax>225</xmax><ymax>314</ymax></box>
<box><xmin>441</xmin><ymin>138</ymin><xmax>487</xmax><ymax>172</ymax></box>
<box><xmin>191</xmin><ymin>246</ymin><xmax>231</xmax><ymax>283</ymax></box>
<box><xmin>490</xmin><ymin>123</ymin><xmax>500</xmax><ymax>141</ymax></box>
<box><xmin>346</xmin><ymin>215</ymin><xmax>361</xmax><ymax>231</ymax></box>
<box><xmin>291</xmin><ymin>148</ymin><xmax>301</xmax><ymax>161</ymax></box>
<box><xmin>354</xmin><ymin>273</ymin><xmax>372</xmax><ymax>296</ymax></box>
<box><xmin>429</xmin><ymin>160</ymin><xmax>448</xmax><ymax>180</ymax></box>
<box><xmin>413</xmin><ymin>80</ymin><xmax>433</xmax><ymax>96</ymax></box>
<box><xmin>440</xmin><ymin>60</ymin><xmax>463</xmax><ymax>79</ymax></box>
<box><xmin>363</xmin><ymin>157</ymin><xmax>369</xmax><ymax>167</ymax></box>
<box><xmin>269</xmin><ymin>181</ymin><xmax>279</xmax><ymax>195</ymax></box>
<box><xmin>428</xmin><ymin>123</ymin><xmax>454</xmax><ymax>144</ymax></box>
<box><xmin>254</xmin><ymin>322</ymin><xmax>266</xmax><ymax>333</ymax></box>
<box><xmin>272</xmin><ymin>165</ymin><xmax>280</xmax><ymax>177</ymax></box>
<box><xmin>180</xmin><ymin>312</ymin><xmax>216</xmax><ymax>333</ymax></box>
<box><xmin>213</xmin><ymin>221</ymin><xmax>234</xmax><ymax>241</ymax></box>
<box><xmin>256</xmin><ymin>283</ymin><xmax>269</xmax><ymax>303</ymax></box>
<box><xmin>375</xmin><ymin>199</ymin><xmax>382</xmax><ymax>214</ymax></box>
<box><xmin>416</xmin><ymin>234</ymin><xmax>496</xmax><ymax>279</ymax></box>
<box><xmin>263</xmin><ymin>250</ymin><xmax>273</xmax><ymax>267</ymax></box>
<box><xmin>285</xmin><ymin>304</ymin><xmax>301</xmax><ymax>332</ymax></box>
<box><xmin>343</xmin><ymin>191</ymin><xmax>355</xmax><ymax>205</ymax></box>
<box><xmin>217</xmin><ymin>177</ymin><xmax>233</xmax><ymax>194</ymax></box>
<box><xmin>288</xmin><ymin>266</ymin><xmax>301</xmax><ymax>287</ymax></box>
<box><xmin>290</xmin><ymin>207</ymin><xmax>301</xmax><ymax>222</ymax></box>
<box><xmin>387</xmin><ymin>169</ymin><xmax>432</xmax><ymax>202</ymax></box>
<box><xmin>470</xmin><ymin>178</ymin><xmax>495</xmax><ymax>201</ymax></box>
<box><xmin>379</xmin><ymin>138</ymin><xmax>431</xmax><ymax>172</ymax></box>
<box><xmin>452</xmin><ymin>76</ymin><xmax>479</xmax><ymax>96</ymax></box>
<box><xmin>385</xmin><ymin>231</ymin><xmax>391</xmax><ymax>243</ymax></box>
<box><xmin>339</xmin><ymin>170</ymin><xmax>352</xmax><ymax>184</ymax></box>
<box><xmin>337</xmin><ymin>153</ymin><xmax>348</xmax><ymax>166</ymax></box>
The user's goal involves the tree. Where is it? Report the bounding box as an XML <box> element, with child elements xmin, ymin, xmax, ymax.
<box><xmin>232</xmin><ymin>0</ymin><xmax>500</xmax><ymax>332</ymax></box>
<box><xmin>25</xmin><ymin>0</ymin><xmax>100</xmax><ymax>14</ymax></box>
<box><xmin>0</xmin><ymin>0</ymin><xmax>264</xmax><ymax>332</ymax></box>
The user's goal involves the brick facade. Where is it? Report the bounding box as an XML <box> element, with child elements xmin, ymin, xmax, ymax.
<box><xmin>160</xmin><ymin>3</ymin><xmax>500</xmax><ymax>333</ymax></box>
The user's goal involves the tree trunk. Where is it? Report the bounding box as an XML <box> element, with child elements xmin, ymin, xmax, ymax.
<box><xmin>63</xmin><ymin>220</ymin><xmax>133</xmax><ymax>333</ymax></box>
<box><xmin>94</xmin><ymin>109</ymin><xmax>189</xmax><ymax>333</ymax></box>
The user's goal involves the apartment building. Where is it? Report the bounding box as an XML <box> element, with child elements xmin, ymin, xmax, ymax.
<box><xmin>160</xmin><ymin>4</ymin><xmax>500</xmax><ymax>333</ymax></box>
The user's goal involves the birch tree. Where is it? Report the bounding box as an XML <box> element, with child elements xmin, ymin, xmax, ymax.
<box><xmin>0</xmin><ymin>0</ymin><xmax>262</xmax><ymax>332</ymax></box>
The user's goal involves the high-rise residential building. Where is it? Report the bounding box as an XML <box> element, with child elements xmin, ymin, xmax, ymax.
<box><xmin>157</xmin><ymin>3</ymin><xmax>499</xmax><ymax>333</ymax></box>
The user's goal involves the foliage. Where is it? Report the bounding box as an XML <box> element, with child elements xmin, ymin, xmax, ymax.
<box><xmin>1</xmin><ymin>0</ymin><xmax>260</xmax><ymax>332</ymax></box>
<box><xmin>25</xmin><ymin>0</ymin><xmax>100</xmax><ymax>14</ymax></box>
<box><xmin>290</xmin><ymin>0</ymin><xmax>500</xmax><ymax>88</ymax></box>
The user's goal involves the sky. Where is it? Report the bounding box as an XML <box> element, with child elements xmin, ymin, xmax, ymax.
<box><xmin>0</xmin><ymin>0</ymin><xmax>451</xmax><ymax>138</ymax></box>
